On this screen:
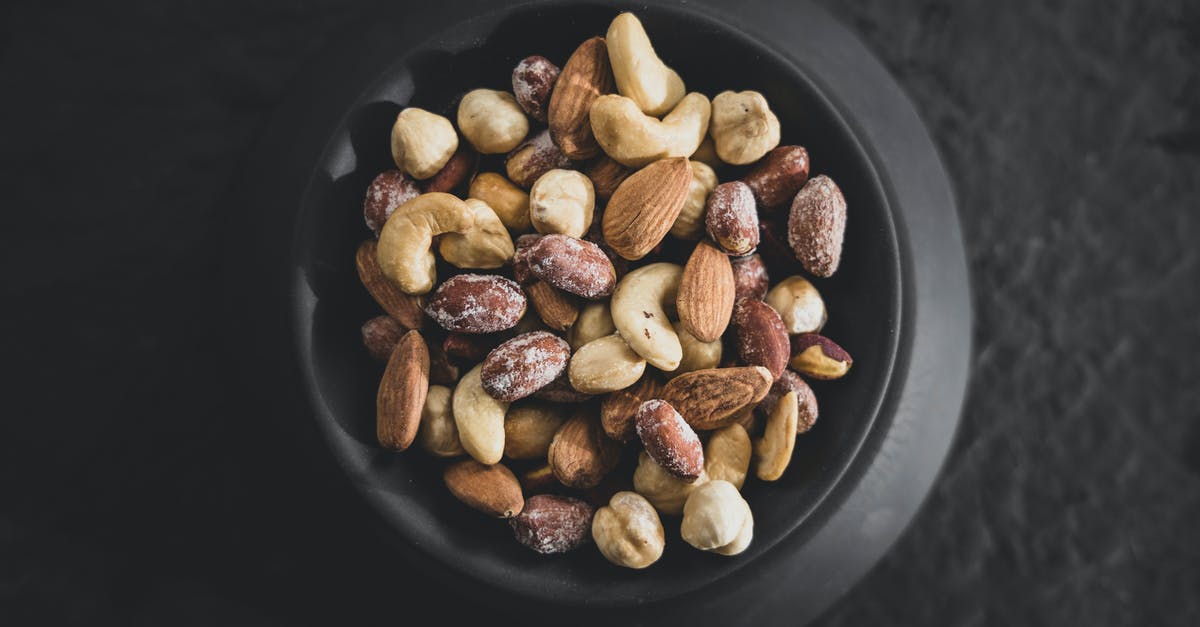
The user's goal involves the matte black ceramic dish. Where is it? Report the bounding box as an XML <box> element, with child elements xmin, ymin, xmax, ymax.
<box><xmin>235</xmin><ymin>0</ymin><xmax>969</xmax><ymax>623</ymax></box>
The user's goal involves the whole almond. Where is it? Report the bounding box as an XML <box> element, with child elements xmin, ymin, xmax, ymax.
<box><xmin>376</xmin><ymin>330</ymin><xmax>430</xmax><ymax>451</ymax></box>
<box><xmin>527</xmin><ymin>234</ymin><xmax>616</xmax><ymax>299</ymax></box>
<box><xmin>361</xmin><ymin>315</ymin><xmax>404</xmax><ymax>362</ymax></box>
<box><xmin>706</xmin><ymin>181</ymin><xmax>760</xmax><ymax>256</ymax></box>
<box><xmin>636</xmin><ymin>400</ymin><xmax>704</xmax><ymax>481</ymax></box>
<box><xmin>506</xmin><ymin>129</ymin><xmax>572</xmax><ymax>189</ymax></box>
<box><xmin>732</xmin><ymin>298</ymin><xmax>791</xmax><ymax>380</ymax></box>
<box><xmin>425</xmin><ymin>273</ymin><xmax>526</xmax><ymax>333</ymax></box>
<box><xmin>600</xmin><ymin>373</ymin><xmax>662</xmax><ymax>441</ymax></box>
<box><xmin>677</xmin><ymin>240</ymin><xmax>736</xmax><ymax>342</ymax></box>
<box><xmin>443</xmin><ymin>459</ymin><xmax>524</xmax><ymax>518</ymax></box>
<box><xmin>364</xmin><ymin>170</ymin><xmax>420</xmax><ymax>235</ymax></box>
<box><xmin>585</xmin><ymin>155</ymin><xmax>634</xmax><ymax>201</ymax></box>
<box><xmin>525</xmin><ymin>280</ymin><xmax>581</xmax><ymax>331</ymax></box>
<box><xmin>789</xmin><ymin>333</ymin><xmax>853</xmax><ymax>380</ymax></box>
<box><xmin>356</xmin><ymin>240</ymin><xmax>424</xmax><ymax>329</ymax></box>
<box><xmin>758</xmin><ymin>369</ymin><xmax>819</xmax><ymax>433</ymax></box>
<box><xmin>730</xmin><ymin>253</ymin><xmax>770</xmax><ymax>301</ymax></box>
<box><xmin>788</xmin><ymin>175</ymin><xmax>846</xmax><ymax>277</ymax></box>
<box><xmin>420</xmin><ymin>144</ymin><xmax>478</xmax><ymax>194</ymax></box>
<box><xmin>602</xmin><ymin>157</ymin><xmax>691</xmax><ymax>260</ymax></box>
<box><xmin>548</xmin><ymin>36</ymin><xmax>613</xmax><ymax>160</ymax></box>
<box><xmin>742</xmin><ymin>145</ymin><xmax>810</xmax><ymax>211</ymax></box>
<box><xmin>481</xmin><ymin>331</ymin><xmax>571</xmax><ymax>402</ymax></box>
<box><xmin>661</xmin><ymin>366</ymin><xmax>773</xmax><ymax>430</ymax></box>
<box><xmin>512</xmin><ymin>55</ymin><xmax>560</xmax><ymax>123</ymax></box>
<box><xmin>547</xmin><ymin>411</ymin><xmax>622</xmax><ymax>489</ymax></box>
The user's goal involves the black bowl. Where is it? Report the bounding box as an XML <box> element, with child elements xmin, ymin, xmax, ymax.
<box><xmin>261</xmin><ymin>0</ymin><xmax>970</xmax><ymax>623</ymax></box>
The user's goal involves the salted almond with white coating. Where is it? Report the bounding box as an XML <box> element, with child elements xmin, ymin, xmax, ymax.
<box><xmin>510</xmin><ymin>494</ymin><xmax>593</xmax><ymax>554</ymax></box>
<box><xmin>758</xmin><ymin>369</ymin><xmax>819</xmax><ymax>433</ymax></box>
<box><xmin>480</xmin><ymin>331</ymin><xmax>571</xmax><ymax>402</ymax></box>
<box><xmin>527</xmin><ymin>234</ymin><xmax>616</xmax><ymax>300</ymax></box>
<box><xmin>788</xmin><ymin>175</ymin><xmax>846</xmax><ymax>278</ymax></box>
<box><xmin>706</xmin><ymin>181</ymin><xmax>760</xmax><ymax>256</ymax></box>
<box><xmin>635</xmin><ymin>399</ymin><xmax>703</xmax><ymax>481</ymax></box>
<box><xmin>425</xmin><ymin>274</ymin><xmax>526</xmax><ymax>334</ymax></box>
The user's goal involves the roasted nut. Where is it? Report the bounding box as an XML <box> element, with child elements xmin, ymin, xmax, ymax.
<box><xmin>527</xmin><ymin>234</ymin><xmax>617</xmax><ymax>299</ymax></box>
<box><xmin>709</xmin><ymin>90</ymin><xmax>780</xmax><ymax>165</ymax></box>
<box><xmin>603</xmin><ymin>157</ymin><xmax>692</xmax><ymax>260</ymax></box>
<box><xmin>417</xmin><ymin>384</ymin><xmax>465</xmax><ymax>457</ymax></box>
<box><xmin>548</xmin><ymin>36</ymin><xmax>614</xmax><ymax>160</ymax></box>
<box><xmin>453</xmin><ymin>363</ymin><xmax>509</xmax><ymax>464</ymax></box>
<box><xmin>512</xmin><ymin>55</ymin><xmax>560</xmax><ymax>122</ymax></box>
<box><xmin>525</xmin><ymin>280</ymin><xmax>581</xmax><ymax>331</ymax></box>
<box><xmin>677</xmin><ymin>240</ymin><xmax>735</xmax><ymax>342</ymax></box>
<box><xmin>442</xmin><ymin>332</ymin><xmax>499</xmax><ymax>366</ymax></box>
<box><xmin>704</xmin><ymin>423</ymin><xmax>751</xmax><ymax>490</ymax></box>
<box><xmin>765</xmin><ymin>275</ymin><xmax>827</xmax><ymax>335</ymax></box>
<box><xmin>428</xmin><ymin>342</ymin><xmax>460</xmax><ymax>385</ymax></box>
<box><xmin>610</xmin><ymin>262</ymin><xmax>683</xmax><ymax>371</ymax></box>
<box><xmin>443</xmin><ymin>459</ymin><xmax>524</xmax><ymax>518</ymax></box>
<box><xmin>457</xmin><ymin>88</ymin><xmax>529</xmax><ymax>154</ymax></box>
<box><xmin>585</xmin><ymin>155</ymin><xmax>633</xmax><ymax>201</ymax></box>
<box><xmin>789</xmin><ymin>333</ymin><xmax>853</xmax><ymax>380</ymax></box>
<box><xmin>533</xmin><ymin>372</ymin><xmax>595</xmax><ymax>403</ymax></box>
<box><xmin>568</xmin><ymin>333</ymin><xmax>647</xmax><ymax>394</ymax></box>
<box><xmin>481</xmin><ymin>331</ymin><xmax>571</xmax><ymax>402</ymax></box>
<box><xmin>510</xmin><ymin>494</ymin><xmax>593</xmax><ymax>554</ymax></box>
<box><xmin>636</xmin><ymin>399</ymin><xmax>704</xmax><ymax>481</ymax></box>
<box><xmin>469</xmin><ymin>172</ymin><xmax>531</xmax><ymax>232</ymax></box>
<box><xmin>742</xmin><ymin>145</ymin><xmax>809</xmax><ymax>211</ymax></box>
<box><xmin>356</xmin><ymin>240</ymin><xmax>425</xmax><ymax>328</ymax></box>
<box><xmin>600</xmin><ymin>373</ymin><xmax>661</xmax><ymax>441</ymax></box>
<box><xmin>504</xmin><ymin>401</ymin><xmax>566</xmax><ymax>460</ymax></box>
<box><xmin>661</xmin><ymin>366</ymin><xmax>773</xmax><ymax>430</ymax></box>
<box><xmin>420</xmin><ymin>144</ymin><xmax>479</xmax><ymax>194</ymax></box>
<box><xmin>364</xmin><ymin>169</ymin><xmax>420</xmax><ymax>235</ymax></box>
<box><xmin>361</xmin><ymin>315</ymin><xmax>404</xmax><ymax>362</ymax></box>
<box><xmin>754</xmin><ymin>390</ymin><xmax>797</xmax><ymax>481</ymax></box>
<box><xmin>633</xmin><ymin>451</ymin><xmax>707</xmax><ymax>515</ymax></box>
<box><xmin>672</xmin><ymin>321</ymin><xmax>723</xmax><ymax>376</ymax></box>
<box><xmin>605</xmin><ymin>12</ymin><xmax>685</xmax><ymax>116</ymax></box>
<box><xmin>511</xmin><ymin>234</ymin><xmax>542</xmax><ymax>285</ymax></box>
<box><xmin>589</xmin><ymin>92</ymin><xmax>710</xmax><ymax>167</ymax></box>
<box><xmin>376</xmin><ymin>193</ymin><xmax>476</xmax><ymax>295</ymax></box>
<box><xmin>758</xmin><ymin>370</ymin><xmax>819</xmax><ymax>433</ymax></box>
<box><xmin>680</xmin><ymin>480</ymin><xmax>753</xmax><ymax>554</ymax></box>
<box><xmin>568</xmin><ymin>301</ymin><xmax>616</xmax><ymax>350</ymax></box>
<box><xmin>706</xmin><ymin>181</ymin><xmax>760</xmax><ymax>256</ymax></box>
<box><xmin>425</xmin><ymin>274</ymin><xmax>526</xmax><ymax>334</ymax></box>
<box><xmin>390</xmin><ymin>107</ymin><xmax>459</xmax><ymax>179</ymax></box>
<box><xmin>592</xmin><ymin>491</ymin><xmax>665</xmax><ymax>568</ymax></box>
<box><xmin>670</xmin><ymin>161</ymin><xmax>717</xmax><ymax>240</ymax></box>
<box><xmin>732</xmin><ymin>297</ymin><xmax>791</xmax><ymax>380</ymax></box>
<box><xmin>506</xmin><ymin>128</ymin><xmax>573</xmax><ymax>189</ymax></box>
<box><xmin>530</xmin><ymin>169</ymin><xmax>595</xmax><ymax>238</ymax></box>
<box><xmin>377</xmin><ymin>330</ymin><xmax>430</xmax><ymax>451</ymax></box>
<box><xmin>788</xmin><ymin>175</ymin><xmax>846</xmax><ymax>278</ymax></box>
<box><xmin>438</xmin><ymin>198</ymin><xmax>516</xmax><ymax>269</ymax></box>
<box><xmin>690</xmin><ymin>135</ymin><xmax>721</xmax><ymax>168</ymax></box>
<box><xmin>547</xmin><ymin>410</ymin><xmax>622</xmax><ymax>489</ymax></box>
<box><xmin>730</xmin><ymin>253</ymin><xmax>770</xmax><ymax>301</ymax></box>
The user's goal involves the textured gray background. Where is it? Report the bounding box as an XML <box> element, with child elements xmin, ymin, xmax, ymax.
<box><xmin>1</xmin><ymin>0</ymin><xmax>1197</xmax><ymax>625</ymax></box>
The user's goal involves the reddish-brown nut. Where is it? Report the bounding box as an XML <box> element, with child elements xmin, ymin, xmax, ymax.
<box><xmin>376</xmin><ymin>330</ymin><xmax>430</xmax><ymax>451</ymax></box>
<box><xmin>362</xmin><ymin>315</ymin><xmax>405</xmax><ymax>362</ymax></box>
<box><xmin>548</xmin><ymin>36</ymin><xmax>613</xmax><ymax>160</ymax></box>
<box><xmin>757</xmin><ymin>216</ymin><xmax>800</xmax><ymax>274</ymax></box>
<box><xmin>758</xmin><ymin>370</ymin><xmax>819</xmax><ymax>432</ymax></box>
<box><xmin>533</xmin><ymin>372</ymin><xmax>595</xmax><ymax>403</ymax></box>
<box><xmin>425</xmin><ymin>274</ymin><xmax>526</xmax><ymax>333</ymax></box>
<box><xmin>356</xmin><ymin>240</ymin><xmax>425</xmax><ymax>330</ymax></box>
<box><xmin>442</xmin><ymin>332</ymin><xmax>499</xmax><ymax>366</ymax></box>
<box><xmin>509</xmin><ymin>494</ymin><xmax>594</xmax><ymax>554</ymax></box>
<box><xmin>789</xmin><ymin>333</ymin><xmax>853</xmax><ymax>380</ymax></box>
<box><xmin>512</xmin><ymin>56</ymin><xmax>561</xmax><ymax>123</ymax></box>
<box><xmin>732</xmin><ymin>298</ymin><xmax>790</xmax><ymax>381</ymax></box>
<box><xmin>419</xmin><ymin>144</ymin><xmax>478</xmax><ymax>194</ymax></box>
<box><xmin>600</xmin><ymin>373</ymin><xmax>662</xmax><ymax>441</ymax></box>
<box><xmin>788</xmin><ymin>175</ymin><xmax>846</xmax><ymax>278</ymax></box>
<box><xmin>507</xmin><ymin>129</ymin><xmax>573</xmax><ymax>189</ymax></box>
<box><xmin>511</xmin><ymin>234</ymin><xmax>543</xmax><ymax>285</ymax></box>
<box><xmin>585</xmin><ymin>155</ymin><xmax>634</xmax><ymax>201</ymax></box>
<box><xmin>480</xmin><ymin>331</ymin><xmax>571</xmax><ymax>402</ymax></box>
<box><xmin>427</xmin><ymin>342</ymin><xmax>460</xmax><ymax>385</ymax></box>
<box><xmin>741</xmin><ymin>145</ymin><xmax>810</xmax><ymax>211</ymax></box>
<box><xmin>527</xmin><ymin>234</ymin><xmax>617</xmax><ymax>299</ymax></box>
<box><xmin>520</xmin><ymin>463</ymin><xmax>562</xmax><ymax>495</ymax></box>
<box><xmin>363</xmin><ymin>170</ymin><xmax>420</xmax><ymax>235</ymax></box>
<box><xmin>525</xmin><ymin>280</ymin><xmax>581</xmax><ymax>331</ymax></box>
<box><xmin>730</xmin><ymin>253</ymin><xmax>770</xmax><ymax>301</ymax></box>
<box><xmin>444</xmin><ymin>459</ymin><xmax>524</xmax><ymax>518</ymax></box>
<box><xmin>706</xmin><ymin>181</ymin><xmax>760</xmax><ymax>256</ymax></box>
<box><xmin>635</xmin><ymin>399</ymin><xmax>704</xmax><ymax>481</ymax></box>
<box><xmin>661</xmin><ymin>366</ymin><xmax>773</xmax><ymax>430</ymax></box>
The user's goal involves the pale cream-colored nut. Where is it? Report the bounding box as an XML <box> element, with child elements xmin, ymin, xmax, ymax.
<box><xmin>592</xmin><ymin>491</ymin><xmax>665</xmax><ymax>569</ymax></box>
<box><xmin>605</xmin><ymin>12</ymin><xmax>685</xmax><ymax>116</ymax></box>
<box><xmin>457</xmin><ymin>89</ymin><xmax>530</xmax><ymax>154</ymax></box>
<box><xmin>680</xmin><ymin>480</ymin><xmax>753</xmax><ymax>554</ymax></box>
<box><xmin>765</xmin><ymin>275</ymin><xmax>827</xmax><ymax>335</ymax></box>
<box><xmin>590</xmin><ymin>93</ymin><xmax>711</xmax><ymax>168</ymax></box>
<box><xmin>438</xmin><ymin>198</ymin><xmax>515</xmax><ymax>269</ymax></box>
<box><xmin>633</xmin><ymin>451</ymin><xmax>708</xmax><ymax>515</ymax></box>
<box><xmin>610</xmin><ymin>262</ymin><xmax>683</xmax><ymax>371</ymax></box>
<box><xmin>390</xmin><ymin>108</ymin><xmax>458</xmax><ymax>180</ymax></box>
<box><xmin>670</xmin><ymin>161</ymin><xmax>717</xmax><ymax>240</ymax></box>
<box><xmin>690</xmin><ymin>135</ymin><xmax>721</xmax><ymax>168</ymax></box>
<box><xmin>416</xmin><ymin>385</ymin><xmax>465</xmax><ymax>457</ymax></box>
<box><xmin>452</xmin><ymin>363</ymin><xmax>509</xmax><ymax>464</ymax></box>
<box><xmin>710</xmin><ymin>512</ymin><xmax>753</xmax><ymax>556</ymax></box>
<box><xmin>568</xmin><ymin>333</ymin><xmax>647</xmax><ymax>394</ymax></box>
<box><xmin>468</xmin><ymin>172</ymin><xmax>531</xmax><ymax>232</ymax></box>
<box><xmin>709</xmin><ymin>90</ymin><xmax>781</xmax><ymax>165</ymax></box>
<box><xmin>504</xmin><ymin>401</ymin><xmax>565</xmax><ymax>461</ymax></box>
<box><xmin>672</xmin><ymin>321</ymin><xmax>722</xmax><ymax>376</ymax></box>
<box><xmin>704</xmin><ymin>423</ymin><xmax>751</xmax><ymax>490</ymax></box>
<box><xmin>376</xmin><ymin>192</ymin><xmax>476</xmax><ymax>295</ymax></box>
<box><xmin>529</xmin><ymin>169</ymin><xmax>595</xmax><ymax>238</ymax></box>
<box><xmin>568</xmin><ymin>301</ymin><xmax>616</xmax><ymax>350</ymax></box>
<box><xmin>754</xmin><ymin>390</ymin><xmax>797</xmax><ymax>481</ymax></box>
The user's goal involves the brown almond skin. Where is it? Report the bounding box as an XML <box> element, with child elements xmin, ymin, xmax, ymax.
<box><xmin>525</xmin><ymin>280</ymin><xmax>581</xmax><ymax>331</ymax></box>
<box><xmin>420</xmin><ymin>144</ymin><xmax>478</xmax><ymax>194</ymax></box>
<box><xmin>548</xmin><ymin>36</ymin><xmax>613</xmax><ymax>160</ymax></box>
<box><xmin>444</xmin><ymin>459</ymin><xmax>524</xmax><ymax>518</ymax></box>
<box><xmin>600</xmin><ymin>374</ymin><xmax>662</xmax><ymax>441</ymax></box>
<box><xmin>509</xmin><ymin>494</ymin><xmax>594</xmax><ymax>554</ymax></box>
<box><xmin>442</xmin><ymin>332</ymin><xmax>499</xmax><ymax>366</ymax></box>
<box><xmin>527</xmin><ymin>234</ymin><xmax>616</xmax><ymax>299</ymax></box>
<box><xmin>586</xmin><ymin>155</ymin><xmax>634</xmax><ymax>201</ymax></box>
<box><xmin>677</xmin><ymin>240</ymin><xmax>736</xmax><ymax>342</ymax></box>
<box><xmin>661</xmin><ymin>366</ymin><xmax>774</xmax><ymax>430</ymax></box>
<box><xmin>533</xmin><ymin>372</ymin><xmax>595</xmax><ymax>403</ymax></box>
<box><xmin>730</xmin><ymin>253</ymin><xmax>770</xmax><ymax>301</ymax></box>
<box><xmin>758</xmin><ymin>370</ymin><xmax>819</xmax><ymax>433</ymax></box>
<box><xmin>742</xmin><ymin>145</ymin><xmax>810</xmax><ymax>211</ymax></box>
<box><xmin>376</xmin><ymin>330</ymin><xmax>430</xmax><ymax>450</ymax></box>
<box><xmin>788</xmin><ymin>175</ymin><xmax>847</xmax><ymax>278</ymax></box>
<box><xmin>706</xmin><ymin>181</ymin><xmax>760</xmax><ymax>256</ymax></box>
<box><xmin>789</xmin><ymin>333</ymin><xmax>853</xmax><ymax>380</ymax></box>
<box><xmin>425</xmin><ymin>274</ymin><xmax>526</xmax><ymax>333</ymax></box>
<box><xmin>356</xmin><ymin>240</ymin><xmax>424</xmax><ymax>329</ymax></box>
<box><xmin>635</xmin><ymin>400</ymin><xmax>704</xmax><ymax>481</ymax></box>
<box><xmin>506</xmin><ymin>129</ymin><xmax>572</xmax><ymax>189</ymax></box>
<box><xmin>547</xmin><ymin>412</ymin><xmax>622</xmax><ymax>489</ymax></box>
<box><xmin>602</xmin><ymin>157</ymin><xmax>692</xmax><ymax>260</ymax></box>
<box><xmin>512</xmin><ymin>55</ymin><xmax>560</xmax><ymax>123</ymax></box>
<box><xmin>362</xmin><ymin>315</ymin><xmax>404</xmax><ymax>362</ymax></box>
<box><xmin>364</xmin><ymin>170</ymin><xmax>421</xmax><ymax>235</ymax></box>
<box><xmin>480</xmin><ymin>331</ymin><xmax>571</xmax><ymax>402</ymax></box>
<box><xmin>732</xmin><ymin>298</ymin><xmax>791</xmax><ymax>381</ymax></box>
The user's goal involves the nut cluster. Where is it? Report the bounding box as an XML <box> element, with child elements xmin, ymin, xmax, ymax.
<box><xmin>356</xmin><ymin>11</ymin><xmax>853</xmax><ymax>569</ymax></box>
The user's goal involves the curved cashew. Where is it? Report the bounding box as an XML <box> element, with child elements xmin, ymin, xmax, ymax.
<box><xmin>605</xmin><ymin>12</ymin><xmax>685</xmax><ymax>116</ymax></box>
<box><xmin>376</xmin><ymin>192</ymin><xmax>475</xmax><ymax>295</ymax></box>
<box><xmin>754</xmin><ymin>390</ymin><xmax>798</xmax><ymax>481</ymax></box>
<box><xmin>590</xmin><ymin>93</ymin><xmax>710</xmax><ymax>168</ymax></box>
<box><xmin>709</xmin><ymin>91</ymin><xmax>781</xmax><ymax>165</ymax></box>
<box><xmin>438</xmin><ymin>198</ymin><xmax>515</xmax><ymax>269</ymax></box>
<box><xmin>390</xmin><ymin>107</ymin><xmax>459</xmax><ymax>179</ymax></box>
<box><xmin>568</xmin><ymin>333</ymin><xmax>647</xmax><ymax>394</ymax></box>
<box><xmin>670</xmin><ymin>161</ymin><xmax>718</xmax><ymax>240</ymax></box>
<box><xmin>611</xmin><ymin>262</ymin><xmax>683</xmax><ymax>371</ymax></box>
<box><xmin>452</xmin><ymin>363</ymin><xmax>508</xmax><ymax>465</ymax></box>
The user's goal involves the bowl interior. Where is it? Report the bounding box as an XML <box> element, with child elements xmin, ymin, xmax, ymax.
<box><xmin>293</xmin><ymin>2</ymin><xmax>901</xmax><ymax>607</ymax></box>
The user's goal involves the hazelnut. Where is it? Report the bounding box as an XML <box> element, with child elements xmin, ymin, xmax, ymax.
<box><xmin>529</xmin><ymin>169</ymin><xmax>595</xmax><ymax>238</ymax></box>
<box><xmin>709</xmin><ymin>90</ymin><xmax>780</xmax><ymax>165</ymax></box>
<box><xmin>390</xmin><ymin>108</ymin><xmax>459</xmax><ymax>180</ymax></box>
<box><xmin>457</xmin><ymin>89</ymin><xmax>530</xmax><ymax>154</ymax></box>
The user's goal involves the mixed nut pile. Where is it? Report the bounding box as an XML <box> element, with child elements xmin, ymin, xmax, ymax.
<box><xmin>356</xmin><ymin>12</ymin><xmax>852</xmax><ymax>568</ymax></box>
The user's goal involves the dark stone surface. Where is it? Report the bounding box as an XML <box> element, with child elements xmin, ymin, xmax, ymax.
<box><xmin>0</xmin><ymin>0</ymin><xmax>1196</xmax><ymax>625</ymax></box>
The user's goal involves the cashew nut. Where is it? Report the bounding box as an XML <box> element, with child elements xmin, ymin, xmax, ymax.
<box><xmin>468</xmin><ymin>172</ymin><xmax>531</xmax><ymax>232</ymax></box>
<box><xmin>390</xmin><ymin>107</ymin><xmax>459</xmax><ymax>179</ymax></box>
<box><xmin>633</xmin><ymin>451</ymin><xmax>708</xmax><ymax>515</ymax></box>
<box><xmin>670</xmin><ymin>161</ymin><xmax>717</xmax><ymax>240</ymax></box>
<box><xmin>704</xmin><ymin>423</ymin><xmax>751</xmax><ymax>490</ymax></box>
<box><xmin>754</xmin><ymin>390</ymin><xmax>797</xmax><ymax>481</ymax></box>
<box><xmin>452</xmin><ymin>363</ymin><xmax>508</xmax><ymax>464</ymax></box>
<box><xmin>590</xmin><ymin>92</ymin><xmax>711</xmax><ymax>168</ymax></box>
<box><xmin>568</xmin><ymin>301</ymin><xmax>616</xmax><ymax>350</ymax></box>
<box><xmin>416</xmin><ymin>384</ymin><xmax>464</xmax><ymax>458</ymax></box>
<box><xmin>376</xmin><ymin>192</ymin><xmax>476</xmax><ymax>295</ymax></box>
<box><xmin>457</xmin><ymin>89</ymin><xmax>529</xmax><ymax>154</ymax></box>
<box><xmin>672</xmin><ymin>321</ymin><xmax>722</xmax><ymax>376</ymax></box>
<box><xmin>568</xmin><ymin>333</ymin><xmax>647</xmax><ymax>394</ymax></box>
<box><xmin>610</xmin><ymin>262</ymin><xmax>683</xmax><ymax>371</ymax></box>
<box><xmin>592</xmin><ymin>491</ymin><xmax>665</xmax><ymax>569</ymax></box>
<box><xmin>438</xmin><ymin>198</ymin><xmax>515</xmax><ymax>269</ymax></box>
<box><xmin>503</xmin><ymin>401</ymin><xmax>564</xmax><ymax>461</ymax></box>
<box><xmin>605</xmin><ymin>12</ymin><xmax>685</xmax><ymax>116</ymax></box>
<box><xmin>529</xmin><ymin>169</ymin><xmax>595</xmax><ymax>238</ymax></box>
<box><xmin>680</xmin><ymin>480</ymin><xmax>753</xmax><ymax>555</ymax></box>
<box><xmin>765</xmin><ymin>275</ymin><xmax>827</xmax><ymax>335</ymax></box>
<box><xmin>709</xmin><ymin>90</ymin><xmax>781</xmax><ymax>165</ymax></box>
